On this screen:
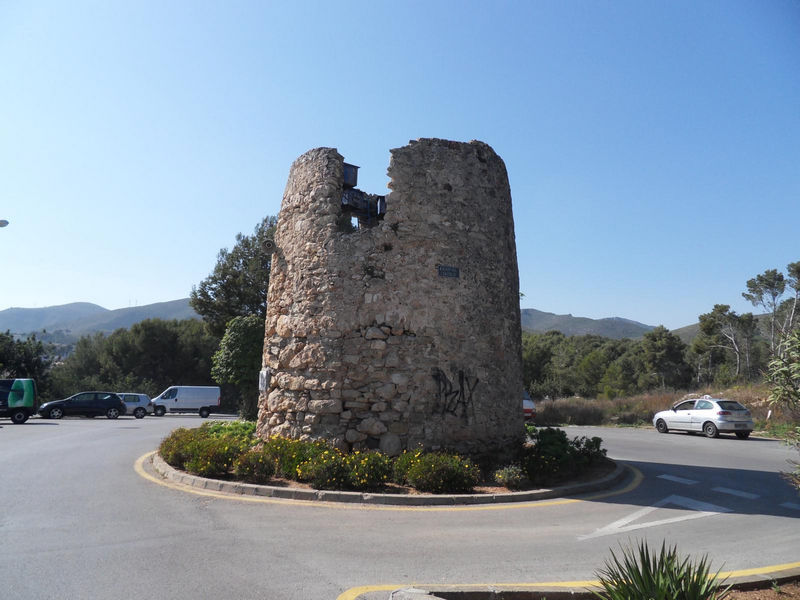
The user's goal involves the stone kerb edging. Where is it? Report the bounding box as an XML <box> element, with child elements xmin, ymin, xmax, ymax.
<box><xmin>149</xmin><ymin>453</ymin><xmax>628</xmax><ymax>506</ymax></box>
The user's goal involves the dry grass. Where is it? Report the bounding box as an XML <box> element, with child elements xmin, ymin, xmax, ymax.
<box><xmin>534</xmin><ymin>384</ymin><xmax>798</xmax><ymax>434</ymax></box>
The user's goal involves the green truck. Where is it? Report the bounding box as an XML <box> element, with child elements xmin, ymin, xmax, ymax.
<box><xmin>0</xmin><ymin>379</ymin><xmax>38</xmax><ymax>424</ymax></box>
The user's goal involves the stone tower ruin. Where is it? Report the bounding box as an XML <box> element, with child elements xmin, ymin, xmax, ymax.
<box><xmin>258</xmin><ymin>138</ymin><xmax>523</xmax><ymax>457</ymax></box>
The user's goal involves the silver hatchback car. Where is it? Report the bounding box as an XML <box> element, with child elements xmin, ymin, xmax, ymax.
<box><xmin>117</xmin><ymin>393</ymin><xmax>153</xmax><ymax>419</ymax></box>
<box><xmin>653</xmin><ymin>395</ymin><xmax>754</xmax><ymax>439</ymax></box>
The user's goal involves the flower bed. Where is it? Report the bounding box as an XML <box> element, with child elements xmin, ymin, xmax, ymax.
<box><xmin>158</xmin><ymin>422</ymin><xmax>608</xmax><ymax>495</ymax></box>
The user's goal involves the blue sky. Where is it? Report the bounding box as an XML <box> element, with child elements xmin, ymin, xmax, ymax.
<box><xmin>2</xmin><ymin>1</ymin><xmax>798</xmax><ymax>330</ymax></box>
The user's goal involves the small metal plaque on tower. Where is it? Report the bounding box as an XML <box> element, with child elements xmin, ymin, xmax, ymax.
<box><xmin>437</xmin><ymin>265</ymin><xmax>460</xmax><ymax>278</ymax></box>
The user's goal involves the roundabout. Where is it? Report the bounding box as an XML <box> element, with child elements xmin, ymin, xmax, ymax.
<box><xmin>2</xmin><ymin>418</ymin><xmax>797</xmax><ymax>600</ymax></box>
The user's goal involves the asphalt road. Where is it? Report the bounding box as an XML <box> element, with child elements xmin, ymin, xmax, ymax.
<box><xmin>1</xmin><ymin>417</ymin><xmax>798</xmax><ymax>600</ymax></box>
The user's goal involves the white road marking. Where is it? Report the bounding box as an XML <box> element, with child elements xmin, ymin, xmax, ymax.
<box><xmin>713</xmin><ymin>487</ymin><xmax>759</xmax><ymax>500</ymax></box>
<box><xmin>780</xmin><ymin>502</ymin><xmax>800</xmax><ymax>511</ymax></box>
<box><xmin>657</xmin><ymin>474</ymin><xmax>698</xmax><ymax>485</ymax></box>
<box><xmin>579</xmin><ymin>495</ymin><xmax>732</xmax><ymax>540</ymax></box>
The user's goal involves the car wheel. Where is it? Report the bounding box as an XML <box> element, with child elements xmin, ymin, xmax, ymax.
<box><xmin>106</xmin><ymin>408</ymin><xmax>120</xmax><ymax>419</ymax></box>
<box><xmin>10</xmin><ymin>409</ymin><xmax>29</xmax><ymax>424</ymax></box>
<box><xmin>133</xmin><ymin>407</ymin><xmax>146</xmax><ymax>419</ymax></box>
<box><xmin>735</xmin><ymin>431</ymin><xmax>751</xmax><ymax>439</ymax></box>
<box><xmin>49</xmin><ymin>407</ymin><xmax>64</xmax><ymax>419</ymax></box>
<box><xmin>655</xmin><ymin>419</ymin><xmax>669</xmax><ymax>434</ymax></box>
<box><xmin>154</xmin><ymin>406</ymin><xmax>166</xmax><ymax>417</ymax></box>
<box><xmin>703</xmin><ymin>422</ymin><xmax>719</xmax><ymax>438</ymax></box>
<box><xmin>199</xmin><ymin>407</ymin><xmax>210</xmax><ymax>418</ymax></box>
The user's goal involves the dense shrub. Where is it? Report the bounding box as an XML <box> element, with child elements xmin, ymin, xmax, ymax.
<box><xmin>159</xmin><ymin>427</ymin><xmax>207</xmax><ymax>469</ymax></box>
<box><xmin>594</xmin><ymin>541</ymin><xmax>729</xmax><ymax>600</ymax></box>
<box><xmin>184</xmin><ymin>436</ymin><xmax>248</xmax><ymax>478</ymax></box>
<box><xmin>346</xmin><ymin>451</ymin><xmax>392</xmax><ymax>491</ymax></box>
<box><xmin>261</xmin><ymin>436</ymin><xmax>329</xmax><ymax>479</ymax></box>
<box><xmin>493</xmin><ymin>464</ymin><xmax>526</xmax><ymax>490</ymax></box>
<box><xmin>392</xmin><ymin>448</ymin><xmax>424</xmax><ymax>485</ymax></box>
<box><xmin>521</xmin><ymin>427</ymin><xmax>574</xmax><ymax>483</ymax></box>
<box><xmin>233</xmin><ymin>448</ymin><xmax>276</xmax><ymax>484</ymax></box>
<box><xmin>404</xmin><ymin>452</ymin><xmax>481</xmax><ymax>494</ymax></box>
<box><xmin>296</xmin><ymin>448</ymin><xmax>350</xmax><ymax>490</ymax></box>
<box><xmin>200</xmin><ymin>420</ymin><xmax>257</xmax><ymax>441</ymax></box>
<box><xmin>571</xmin><ymin>435</ymin><xmax>606</xmax><ymax>468</ymax></box>
<box><xmin>521</xmin><ymin>427</ymin><xmax>606</xmax><ymax>485</ymax></box>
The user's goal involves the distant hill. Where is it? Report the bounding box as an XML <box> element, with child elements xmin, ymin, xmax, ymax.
<box><xmin>521</xmin><ymin>308</ymin><xmax>655</xmax><ymax>339</ymax></box>
<box><xmin>672</xmin><ymin>322</ymin><xmax>700</xmax><ymax>345</ymax></box>
<box><xmin>0</xmin><ymin>300</ymin><xmax>675</xmax><ymax>343</ymax></box>
<box><xmin>0</xmin><ymin>299</ymin><xmax>200</xmax><ymax>339</ymax></box>
<box><xmin>671</xmin><ymin>313</ymin><xmax>772</xmax><ymax>346</ymax></box>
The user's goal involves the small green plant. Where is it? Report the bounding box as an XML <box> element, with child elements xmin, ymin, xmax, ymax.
<box><xmin>493</xmin><ymin>464</ymin><xmax>526</xmax><ymax>490</ymax></box>
<box><xmin>404</xmin><ymin>452</ymin><xmax>481</xmax><ymax>494</ymax></box>
<box><xmin>593</xmin><ymin>541</ymin><xmax>730</xmax><ymax>600</ymax></box>
<box><xmin>200</xmin><ymin>420</ymin><xmax>257</xmax><ymax>441</ymax></box>
<box><xmin>392</xmin><ymin>447</ymin><xmax>424</xmax><ymax>485</ymax></box>
<box><xmin>159</xmin><ymin>427</ymin><xmax>207</xmax><ymax>469</ymax></box>
<box><xmin>184</xmin><ymin>436</ymin><xmax>248</xmax><ymax>478</ymax></box>
<box><xmin>296</xmin><ymin>448</ymin><xmax>350</xmax><ymax>490</ymax></box>
<box><xmin>346</xmin><ymin>450</ymin><xmax>392</xmax><ymax>491</ymax></box>
<box><xmin>571</xmin><ymin>435</ymin><xmax>606</xmax><ymax>468</ymax></box>
<box><xmin>520</xmin><ymin>427</ymin><xmax>606</xmax><ymax>485</ymax></box>
<box><xmin>521</xmin><ymin>427</ymin><xmax>574</xmax><ymax>483</ymax></box>
<box><xmin>233</xmin><ymin>448</ymin><xmax>276</xmax><ymax>484</ymax></box>
<box><xmin>262</xmin><ymin>436</ymin><xmax>329</xmax><ymax>480</ymax></box>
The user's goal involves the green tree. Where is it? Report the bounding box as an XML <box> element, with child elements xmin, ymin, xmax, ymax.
<box><xmin>768</xmin><ymin>329</ymin><xmax>800</xmax><ymax>492</ymax></box>
<box><xmin>211</xmin><ymin>315</ymin><xmax>264</xmax><ymax>420</ymax></box>
<box><xmin>49</xmin><ymin>319</ymin><xmax>217</xmax><ymax>400</ymax></box>
<box><xmin>598</xmin><ymin>349</ymin><xmax>642</xmax><ymax>399</ymax></box>
<box><xmin>576</xmin><ymin>349</ymin><xmax>609</xmax><ymax>397</ymax></box>
<box><xmin>768</xmin><ymin>329</ymin><xmax>800</xmax><ymax>413</ymax></box>
<box><xmin>191</xmin><ymin>216</ymin><xmax>277</xmax><ymax>338</ymax></box>
<box><xmin>0</xmin><ymin>331</ymin><xmax>53</xmax><ymax>393</ymax></box>
<box><xmin>742</xmin><ymin>261</ymin><xmax>800</xmax><ymax>359</ymax></box>
<box><xmin>695</xmin><ymin>304</ymin><xmax>760</xmax><ymax>381</ymax></box>
<box><xmin>640</xmin><ymin>326</ymin><xmax>693</xmax><ymax>390</ymax></box>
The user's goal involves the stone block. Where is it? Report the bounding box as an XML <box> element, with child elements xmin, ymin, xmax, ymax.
<box><xmin>356</xmin><ymin>417</ymin><xmax>387</xmax><ymax>436</ymax></box>
<box><xmin>365</xmin><ymin>326</ymin><xmax>388</xmax><ymax>340</ymax></box>
<box><xmin>379</xmin><ymin>433</ymin><xmax>402</xmax><ymax>457</ymax></box>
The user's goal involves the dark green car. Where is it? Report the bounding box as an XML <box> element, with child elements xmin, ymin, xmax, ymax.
<box><xmin>0</xmin><ymin>379</ymin><xmax>38</xmax><ymax>424</ymax></box>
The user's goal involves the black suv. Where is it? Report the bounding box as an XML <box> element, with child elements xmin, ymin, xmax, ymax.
<box><xmin>38</xmin><ymin>392</ymin><xmax>127</xmax><ymax>420</ymax></box>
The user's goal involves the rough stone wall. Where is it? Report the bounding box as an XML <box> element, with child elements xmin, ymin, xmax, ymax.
<box><xmin>258</xmin><ymin>138</ymin><xmax>523</xmax><ymax>457</ymax></box>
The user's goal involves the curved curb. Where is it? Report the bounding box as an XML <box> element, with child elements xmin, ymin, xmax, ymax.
<box><xmin>340</xmin><ymin>563</ymin><xmax>800</xmax><ymax>600</ymax></box>
<box><xmin>146</xmin><ymin>452</ymin><xmax>630</xmax><ymax>506</ymax></box>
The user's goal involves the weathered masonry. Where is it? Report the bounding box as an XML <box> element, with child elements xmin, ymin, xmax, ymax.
<box><xmin>258</xmin><ymin>138</ymin><xmax>523</xmax><ymax>457</ymax></box>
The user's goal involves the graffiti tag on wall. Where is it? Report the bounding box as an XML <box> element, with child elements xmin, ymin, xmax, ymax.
<box><xmin>432</xmin><ymin>368</ymin><xmax>479</xmax><ymax>418</ymax></box>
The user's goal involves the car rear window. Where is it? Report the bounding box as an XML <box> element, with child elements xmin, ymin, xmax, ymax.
<box><xmin>718</xmin><ymin>401</ymin><xmax>746</xmax><ymax>411</ymax></box>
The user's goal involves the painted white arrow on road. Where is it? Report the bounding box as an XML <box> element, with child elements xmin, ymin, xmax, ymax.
<box><xmin>579</xmin><ymin>495</ymin><xmax>732</xmax><ymax>540</ymax></box>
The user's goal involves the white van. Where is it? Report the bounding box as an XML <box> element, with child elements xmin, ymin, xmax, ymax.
<box><xmin>151</xmin><ymin>386</ymin><xmax>221</xmax><ymax>418</ymax></box>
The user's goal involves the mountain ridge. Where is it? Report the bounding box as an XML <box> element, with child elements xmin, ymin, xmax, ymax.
<box><xmin>520</xmin><ymin>308</ymin><xmax>656</xmax><ymax>339</ymax></box>
<box><xmin>0</xmin><ymin>299</ymin><xmax>199</xmax><ymax>338</ymax></box>
<box><xmin>2</xmin><ymin>300</ymin><xmax>668</xmax><ymax>341</ymax></box>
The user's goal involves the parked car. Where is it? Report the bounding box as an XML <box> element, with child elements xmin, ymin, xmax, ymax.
<box><xmin>653</xmin><ymin>395</ymin><xmax>754</xmax><ymax>439</ymax></box>
<box><xmin>0</xmin><ymin>378</ymin><xmax>38</xmax><ymax>424</ymax></box>
<box><xmin>117</xmin><ymin>393</ymin><xmax>152</xmax><ymax>419</ymax></box>
<box><xmin>151</xmin><ymin>386</ymin><xmax>221</xmax><ymax>418</ymax></box>
<box><xmin>38</xmin><ymin>392</ymin><xmax>127</xmax><ymax>420</ymax></box>
<box><xmin>523</xmin><ymin>391</ymin><xmax>536</xmax><ymax>421</ymax></box>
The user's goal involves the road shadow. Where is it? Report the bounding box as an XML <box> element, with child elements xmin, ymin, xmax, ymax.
<box><xmin>573</xmin><ymin>459</ymin><xmax>800</xmax><ymax>520</ymax></box>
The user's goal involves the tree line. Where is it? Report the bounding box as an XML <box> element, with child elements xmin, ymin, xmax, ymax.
<box><xmin>1</xmin><ymin>216</ymin><xmax>276</xmax><ymax>419</ymax></box>
<box><xmin>2</xmin><ymin>227</ymin><xmax>797</xmax><ymax>415</ymax></box>
<box><xmin>524</xmin><ymin>261</ymin><xmax>799</xmax><ymax>399</ymax></box>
